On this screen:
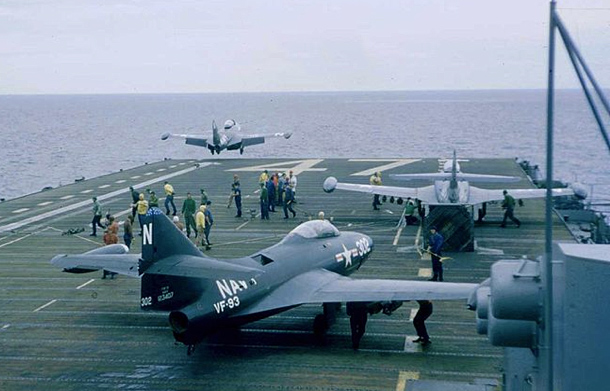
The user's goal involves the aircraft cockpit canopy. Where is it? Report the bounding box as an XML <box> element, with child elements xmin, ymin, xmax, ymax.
<box><xmin>224</xmin><ymin>119</ymin><xmax>236</xmax><ymax>130</ymax></box>
<box><xmin>283</xmin><ymin>220</ymin><xmax>340</xmax><ymax>241</ymax></box>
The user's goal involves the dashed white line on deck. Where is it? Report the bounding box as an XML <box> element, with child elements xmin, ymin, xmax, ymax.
<box><xmin>76</xmin><ymin>279</ymin><xmax>95</xmax><ymax>290</ymax></box>
<box><xmin>12</xmin><ymin>208</ymin><xmax>29</xmax><ymax>214</ymax></box>
<box><xmin>80</xmin><ymin>190</ymin><xmax>93</xmax><ymax>194</ymax></box>
<box><xmin>115</xmin><ymin>180</ymin><xmax>126</xmax><ymax>184</ymax></box>
<box><xmin>37</xmin><ymin>201</ymin><xmax>53</xmax><ymax>206</ymax></box>
<box><xmin>393</xmin><ymin>227</ymin><xmax>403</xmax><ymax>246</ymax></box>
<box><xmin>60</xmin><ymin>195</ymin><xmax>74</xmax><ymax>200</ymax></box>
<box><xmin>33</xmin><ymin>299</ymin><xmax>57</xmax><ymax>312</ymax></box>
<box><xmin>98</xmin><ymin>184</ymin><xmax>111</xmax><ymax>189</ymax></box>
<box><xmin>236</xmin><ymin>221</ymin><xmax>250</xmax><ymax>230</ymax></box>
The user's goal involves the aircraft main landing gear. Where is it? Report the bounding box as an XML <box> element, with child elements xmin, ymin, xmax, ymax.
<box><xmin>313</xmin><ymin>303</ymin><xmax>341</xmax><ymax>336</ymax></box>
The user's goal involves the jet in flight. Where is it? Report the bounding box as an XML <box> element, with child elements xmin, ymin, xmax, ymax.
<box><xmin>323</xmin><ymin>151</ymin><xmax>577</xmax><ymax>217</ymax></box>
<box><xmin>161</xmin><ymin>119</ymin><xmax>292</xmax><ymax>155</ymax></box>
<box><xmin>51</xmin><ymin>208</ymin><xmax>476</xmax><ymax>354</ymax></box>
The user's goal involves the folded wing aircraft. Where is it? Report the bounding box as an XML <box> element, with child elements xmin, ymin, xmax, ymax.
<box><xmin>51</xmin><ymin>208</ymin><xmax>476</xmax><ymax>354</ymax></box>
<box><xmin>161</xmin><ymin>119</ymin><xmax>292</xmax><ymax>155</ymax></box>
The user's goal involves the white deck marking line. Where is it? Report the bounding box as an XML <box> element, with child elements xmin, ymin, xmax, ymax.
<box><xmin>12</xmin><ymin>208</ymin><xmax>29</xmax><ymax>214</ymax></box>
<box><xmin>179</xmin><ymin>162</ymin><xmax>186</xmax><ymax>166</ymax></box>
<box><xmin>409</xmin><ymin>308</ymin><xmax>418</xmax><ymax>322</ymax></box>
<box><xmin>236</xmin><ymin>221</ymin><xmax>250</xmax><ymax>230</ymax></box>
<box><xmin>227</xmin><ymin>159</ymin><xmax>326</xmax><ymax>176</ymax></box>
<box><xmin>80</xmin><ymin>189</ymin><xmax>93</xmax><ymax>193</ymax></box>
<box><xmin>417</xmin><ymin>268</ymin><xmax>432</xmax><ymax>278</ymax></box>
<box><xmin>131</xmin><ymin>175</ymin><xmax>141</xmax><ymax>179</ymax></box>
<box><xmin>156</xmin><ymin>168</ymin><xmax>166</xmax><ymax>172</ymax></box>
<box><xmin>76</xmin><ymin>279</ymin><xmax>95</xmax><ymax>290</ymax></box>
<box><xmin>350</xmin><ymin>210</ymin><xmax>356</xmax><ymax>215</ymax></box>
<box><xmin>115</xmin><ymin>179</ymin><xmax>126</xmax><ymax>183</ymax></box>
<box><xmin>396</xmin><ymin>370</ymin><xmax>420</xmax><ymax>391</ymax></box>
<box><xmin>1</xmin><ymin>324</ymin><xmax>10</xmax><ymax>330</ymax></box>
<box><xmin>60</xmin><ymin>195</ymin><xmax>74</xmax><ymax>200</ymax></box>
<box><xmin>349</xmin><ymin>159</ymin><xmax>420</xmax><ymax>176</ymax></box>
<box><xmin>37</xmin><ymin>201</ymin><xmax>53</xmax><ymax>206</ymax></box>
<box><xmin>144</xmin><ymin>172</ymin><xmax>154</xmax><ymax>176</ymax></box>
<box><xmin>0</xmin><ymin>165</ymin><xmax>207</xmax><ymax>234</ymax></box>
<box><xmin>0</xmin><ymin>227</ymin><xmax>50</xmax><ymax>248</ymax></box>
<box><xmin>98</xmin><ymin>184</ymin><xmax>110</xmax><ymax>189</ymax></box>
<box><xmin>393</xmin><ymin>227</ymin><xmax>403</xmax><ymax>246</ymax></box>
<box><xmin>414</xmin><ymin>224</ymin><xmax>422</xmax><ymax>256</ymax></box>
<box><xmin>169</xmin><ymin>165</ymin><xmax>177</xmax><ymax>168</ymax></box>
<box><xmin>33</xmin><ymin>299</ymin><xmax>57</xmax><ymax>312</ymax></box>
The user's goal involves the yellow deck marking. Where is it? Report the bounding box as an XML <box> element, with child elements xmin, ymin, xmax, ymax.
<box><xmin>396</xmin><ymin>371</ymin><xmax>420</xmax><ymax>391</ymax></box>
<box><xmin>417</xmin><ymin>268</ymin><xmax>432</xmax><ymax>278</ymax></box>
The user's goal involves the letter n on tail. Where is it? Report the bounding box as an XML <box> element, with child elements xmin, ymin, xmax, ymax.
<box><xmin>143</xmin><ymin>223</ymin><xmax>153</xmax><ymax>246</ymax></box>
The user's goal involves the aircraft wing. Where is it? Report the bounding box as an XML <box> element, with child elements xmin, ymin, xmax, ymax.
<box><xmin>238</xmin><ymin>132</ymin><xmax>292</xmax><ymax>148</ymax></box>
<box><xmin>391</xmin><ymin>173</ymin><xmax>521</xmax><ymax>183</ymax></box>
<box><xmin>238</xmin><ymin>269</ymin><xmax>476</xmax><ymax>316</ymax></box>
<box><xmin>161</xmin><ymin>132</ymin><xmax>209</xmax><ymax>148</ymax></box>
<box><xmin>51</xmin><ymin>244</ymin><xmax>141</xmax><ymax>278</ymax></box>
<box><xmin>323</xmin><ymin>177</ymin><xmax>438</xmax><ymax>204</ymax></box>
<box><xmin>468</xmin><ymin>186</ymin><xmax>574</xmax><ymax>205</ymax></box>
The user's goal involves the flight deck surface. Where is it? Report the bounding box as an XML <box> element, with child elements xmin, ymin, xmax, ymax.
<box><xmin>0</xmin><ymin>158</ymin><xmax>574</xmax><ymax>391</ymax></box>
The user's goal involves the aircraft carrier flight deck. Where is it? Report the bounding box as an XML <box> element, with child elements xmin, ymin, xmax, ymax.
<box><xmin>0</xmin><ymin>158</ymin><xmax>574</xmax><ymax>391</ymax></box>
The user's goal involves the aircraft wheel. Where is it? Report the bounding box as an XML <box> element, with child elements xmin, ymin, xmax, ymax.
<box><xmin>187</xmin><ymin>344</ymin><xmax>196</xmax><ymax>356</ymax></box>
<box><xmin>313</xmin><ymin>314</ymin><xmax>328</xmax><ymax>336</ymax></box>
<box><xmin>239</xmin><ymin>148</ymin><xmax>244</xmax><ymax>155</ymax></box>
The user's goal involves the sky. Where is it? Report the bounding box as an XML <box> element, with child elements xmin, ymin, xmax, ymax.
<box><xmin>1</xmin><ymin>0</ymin><xmax>609</xmax><ymax>94</ymax></box>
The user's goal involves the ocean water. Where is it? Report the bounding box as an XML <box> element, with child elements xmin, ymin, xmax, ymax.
<box><xmin>1</xmin><ymin>90</ymin><xmax>609</xmax><ymax>207</ymax></box>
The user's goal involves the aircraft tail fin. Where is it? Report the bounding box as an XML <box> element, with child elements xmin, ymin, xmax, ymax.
<box><xmin>451</xmin><ymin>150</ymin><xmax>458</xmax><ymax>182</ymax></box>
<box><xmin>140</xmin><ymin>207</ymin><xmax>202</xmax><ymax>274</ymax></box>
<box><xmin>212</xmin><ymin>120</ymin><xmax>221</xmax><ymax>146</ymax></box>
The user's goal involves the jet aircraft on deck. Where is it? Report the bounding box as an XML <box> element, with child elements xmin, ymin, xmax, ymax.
<box><xmin>51</xmin><ymin>208</ymin><xmax>476</xmax><ymax>355</ymax></box>
<box><xmin>161</xmin><ymin>119</ymin><xmax>292</xmax><ymax>155</ymax></box>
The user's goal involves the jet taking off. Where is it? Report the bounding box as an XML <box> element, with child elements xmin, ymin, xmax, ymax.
<box><xmin>51</xmin><ymin>208</ymin><xmax>476</xmax><ymax>354</ymax></box>
<box><xmin>161</xmin><ymin>119</ymin><xmax>292</xmax><ymax>155</ymax></box>
<box><xmin>324</xmin><ymin>151</ymin><xmax>577</xmax><ymax>207</ymax></box>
